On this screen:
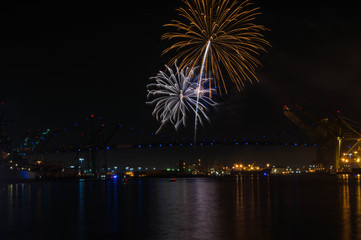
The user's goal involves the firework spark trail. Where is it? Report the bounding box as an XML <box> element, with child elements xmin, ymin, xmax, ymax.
<box><xmin>162</xmin><ymin>0</ymin><xmax>269</xmax><ymax>93</ymax></box>
<box><xmin>147</xmin><ymin>62</ymin><xmax>216</xmax><ymax>134</ymax></box>
<box><xmin>194</xmin><ymin>40</ymin><xmax>211</xmax><ymax>144</ymax></box>
<box><xmin>162</xmin><ymin>0</ymin><xmax>269</xmax><ymax>142</ymax></box>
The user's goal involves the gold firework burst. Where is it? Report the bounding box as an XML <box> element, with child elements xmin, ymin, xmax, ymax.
<box><xmin>162</xmin><ymin>0</ymin><xmax>270</xmax><ymax>93</ymax></box>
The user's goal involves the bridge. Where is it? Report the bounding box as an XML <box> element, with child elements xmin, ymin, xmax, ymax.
<box><xmin>2</xmin><ymin>101</ymin><xmax>359</xmax><ymax>174</ymax></box>
<box><xmin>10</xmin><ymin>113</ymin><xmax>315</xmax><ymax>173</ymax></box>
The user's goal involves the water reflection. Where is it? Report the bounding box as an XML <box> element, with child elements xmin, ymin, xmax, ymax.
<box><xmin>357</xmin><ymin>175</ymin><xmax>361</xmax><ymax>238</ymax></box>
<box><xmin>2</xmin><ymin>176</ymin><xmax>361</xmax><ymax>240</ymax></box>
<box><xmin>341</xmin><ymin>174</ymin><xmax>351</xmax><ymax>239</ymax></box>
<box><xmin>77</xmin><ymin>180</ymin><xmax>85</xmax><ymax>239</ymax></box>
<box><xmin>191</xmin><ymin>179</ymin><xmax>219</xmax><ymax>240</ymax></box>
<box><xmin>339</xmin><ymin>174</ymin><xmax>361</xmax><ymax>239</ymax></box>
<box><xmin>7</xmin><ymin>184</ymin><xmax>14</xmax><ymax>227</ymax></box>
<box><xmin>234</xmin><ymin>175</ymin><xmax>272</xmax><ymax>239</ymax></box>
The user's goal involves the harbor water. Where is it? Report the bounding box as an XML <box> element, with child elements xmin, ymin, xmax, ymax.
<box><xmin>0</xmin><ymin>175</ymin><xmax>360</xmax><ymax>240</ymax></box>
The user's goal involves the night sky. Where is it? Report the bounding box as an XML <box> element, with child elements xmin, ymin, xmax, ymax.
<box><xmin>1</xmin><ymin>2</ymin><xmax>360</xmax><ymax>142</ymax></box>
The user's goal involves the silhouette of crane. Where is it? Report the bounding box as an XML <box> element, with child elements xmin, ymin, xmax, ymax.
<box><xmin>283</xmin><ymin>100</ymin><xmax>361</xmax><ymax>172</ymax></box>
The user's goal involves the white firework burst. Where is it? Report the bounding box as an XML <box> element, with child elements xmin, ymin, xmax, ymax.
<box><xmin>147</xmin><ymin>62</ymin><xmax>216</xmax><ymax>134</ymax></box>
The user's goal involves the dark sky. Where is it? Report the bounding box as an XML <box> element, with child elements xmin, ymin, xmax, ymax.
<box><xmin>1</xmin><ymin>2</ymin><xmax>360</xmax><ymax>142</ymax></box>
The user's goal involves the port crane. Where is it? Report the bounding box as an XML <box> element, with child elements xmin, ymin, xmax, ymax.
<box><xmin>283</xmin><ymin>100</ymin><xmax>361</xmax><ymax>172</ymax></box>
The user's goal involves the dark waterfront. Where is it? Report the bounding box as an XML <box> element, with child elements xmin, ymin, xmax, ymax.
<box><xmin>0</xmin><ymin>175</ymin><xmax>360</xmax><ymax>240</ymax></box>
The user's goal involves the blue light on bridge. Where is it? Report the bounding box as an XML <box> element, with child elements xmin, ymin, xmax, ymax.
<box><xmin>106</xmin><ymin>147</ymin><xmax>110</xmax><ymax>150</ymax></box>
<box><xmin>245</xmin><ymin>142</ymin><xmax>248</xmax><ymax>145</ymax></box>
<box><xmin>159</xmin><ymin>144</ymin><xmax>162</xmax><ymax>147</ymax></box>
<box><xmin>138</xmin><ymin>145</ymin><xmax>142</xmax><ymax>148</ymax></box>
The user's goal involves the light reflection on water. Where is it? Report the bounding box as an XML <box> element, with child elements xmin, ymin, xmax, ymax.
<box><xmin>0</xmin><ymin>176</ymin><xmax>361</xmax><ymax>240</ymax></box>
<box><xmin>340</xmin><ymin>174</ymin><xmax>361</xmax><ymax>240</ymax></box>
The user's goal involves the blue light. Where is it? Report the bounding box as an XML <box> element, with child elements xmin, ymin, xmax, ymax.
<box><xmin>235</xmin><ymin>142</ymin><xmax>239</xmax><ymax>145</ymax></box>
<box><xmin>149</xmin><ymin>145</ymin><xmax>152</xmax><ymax>147</ymax></box>
<box><xmin>112</xmin><ymin>175</ymin><xmax>118</xmax><ymax>179</ymax></box>
<box><xmin>106</xmin><ymin>147</ymin><xmax>110</xmax><ymax>150</ymax></box>
<box><xmin>78</xmin><ymin>148</ymin><xmax>81</xmax><ymax>152</ymax></box>
<box><xmin>190</xmin><ymin>143</ymin><xmax>193</xmax><ymax>146</ymax></box>
<box><xmin>159</xmin><ymin>144</ymin><xmax>162</xmax><ymax>147</ymax></box>
<box><xmin>20</xmin><ymin>171</ymin><xmax>29</xmax><ymax>178</ymax></box>
<box><xmin>263</xmin><ymin>172</ymin><xmax>267</xmax><ymax>176</ymax></box>
<box><xmin>245</xmin><ymin>142</ymin><xmax>248</xmax><ymax>145</ymax></box>
<box><xmin>294</xmin><ymin>143</ymin><xmax>298</xmax><ymax>146</ymax></box>
<box><xmin>210</xmin><ymin>142</ymin><xmax>214</xmax><ymax>146</ymax></box>
<box><xmin>138</xmin><ymin>145</ymin><xmax>142</xmax><ymax>148</ymax></box>
<box><xmin>169</xmin><ymin>144</ymin><xmax>172</xmax><ymax>147</ymax></box>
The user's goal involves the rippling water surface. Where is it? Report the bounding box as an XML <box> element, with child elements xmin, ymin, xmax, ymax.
<box><xmin>0</xmin><ymin>175</ymin><xmax>360</xmax><ymax>240</ymax></box>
